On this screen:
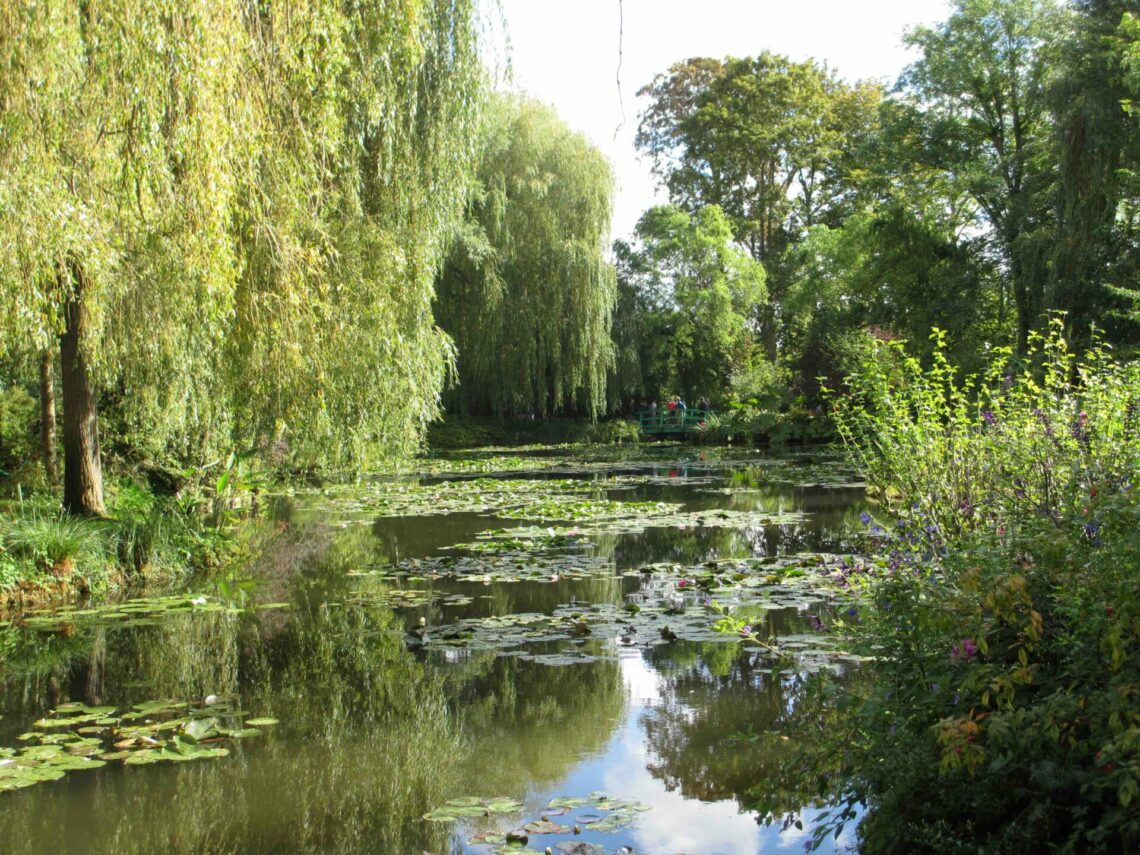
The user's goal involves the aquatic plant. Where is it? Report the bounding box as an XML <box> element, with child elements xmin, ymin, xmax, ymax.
<box><xmin>1</xmin><ymin>696</ymin><xmax>275</xmax><ymax>793</ymax></box>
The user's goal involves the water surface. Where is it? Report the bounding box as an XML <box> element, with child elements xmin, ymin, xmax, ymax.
<box><xmin>0</xmin><ymin>446</ymin><xmax>867</xmax><ymax>854</ymax></box>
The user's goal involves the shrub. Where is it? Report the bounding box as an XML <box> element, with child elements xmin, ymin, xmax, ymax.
<box><xmin>0</xmin><ymin>384</ymin><xmax>38</xmax><ymax>479</ymax></box>
<box><xmin>583</xmin><ymin>419</ymin><xmax>642</xmax><ymax>444</ymax></box>
<box><xmin>785</xmin><ymin>322</ymin><xmax>1140</xmax><ymax>852</ymax></box>
<box><xmin>830</xmin><ymin>320</ymin><xmax>1140</xmax><ymax>540</ymax></box>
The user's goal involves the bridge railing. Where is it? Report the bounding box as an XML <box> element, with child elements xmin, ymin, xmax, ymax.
<box><xmin>635</xmin><ymin>407</ymin><xmax>712</xmax><ymax>434</ymax></box>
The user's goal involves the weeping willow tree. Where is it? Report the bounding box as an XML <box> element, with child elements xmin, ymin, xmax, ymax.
<box><xmin>0</xmin><ymin>0</ymin><xmax>252</xmax><ymax>513</ymax></box>
<box><xmin>435</xmin><ymin>95</ymin><xmax>616</xmax><ymax>418</ymax></box>
<box><xmin>226</xmin><ymin>0</ymin><xmax>485</xmax><ymax>469</ymax></box>
<box><xmin>0</xmin><ymin>0</ymin><xmax>485</xmax><ymax>513</ymax></box>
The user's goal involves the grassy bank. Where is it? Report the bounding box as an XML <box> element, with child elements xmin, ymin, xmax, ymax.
<box><xmin>0</xmin><ymin>477</ymin><xmax>256</xmax><ymax>608</ymax></box>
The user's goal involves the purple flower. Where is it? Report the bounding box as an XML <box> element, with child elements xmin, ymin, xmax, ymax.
<box><xmin>1072</xmin><ymin>411</ymin><xmax>1091</xmax><ymax>445</ymax></box>
<box><xmin>951</xmin><ymin>638</ymin><xmax>979</xmax><ymax>663</ymax></box>
<box><xmin>981</xmin><ymin>410</ymin><xmax>997</xmax><ymax>427</ymax></box>
<box><xmin>859</xmin><ymin>511</ymin><xmax>872</xmax><ymax>525</ymax></box>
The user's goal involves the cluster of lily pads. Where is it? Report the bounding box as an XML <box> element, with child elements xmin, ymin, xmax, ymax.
<box><xmin>424</xmin><ymin>791</ymin><xmax>649</xmax><ymax>854</ymax></box>
<box><xmin>407</xmin><ymin>553</ymin><xmax>862</xmax><ymax>670</ymax></box>
<box><xmin>0</xmin><ymin>697</ymin><xmax>278</xmax><ymax>793</ymax></box>
<box><xmin>0</xmin><ymin>594</ymin><xmax>240</xmax><ymax>634</ymax></box>
<box><xmin>376</xmin><ymin>550</ymin><xmax>615</xmax><ymax>586</ymax></box>
<box><xmin>471</xmin><ymin>506</ymin><xmax>807</xmax><ymax>537</ymax></box>
<box><xmin>287</xmin><ymin>476</ymin><xmax>634</xmax><ymax>524</ymax></box>
<box><xmin>344</xmin><ymin>585</ymin><xmax>475</xmax><ymax>610</ymax></box>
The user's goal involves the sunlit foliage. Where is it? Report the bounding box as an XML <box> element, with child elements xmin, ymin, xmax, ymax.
<box><xmin>435</xmin><ymin>95</ymin><xmax>616</xmax><ymax>418</ymax></box>
<box><xmin>0</xmin><ymin>0</ymin><xmax>485</xmax><ymax>502</ymax></box>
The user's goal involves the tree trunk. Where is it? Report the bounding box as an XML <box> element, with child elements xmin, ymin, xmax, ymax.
<box><xmin>39</xmin><ymin>348</ymin><xmax>57</xmax><ymax>485</ymax></box>
<box><xmin>59</xmin><ymin>259</ymin><xmax>106</xmax><ymax>516</ymax></box>
<box><xmin>762</xmin><ymin>299</ymin><xmax>779</xmax><ymax>362</ymax></box>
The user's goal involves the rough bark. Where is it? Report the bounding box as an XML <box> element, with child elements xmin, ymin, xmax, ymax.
<box><xmin>39</xmin><ymin>348</ymin><xmax>57</xmax><ymax>485</ymax></box>
<box><xmin>59</xmin><ymin>259</ymin><xmax>106</xmax><ymax>516</ymax></box>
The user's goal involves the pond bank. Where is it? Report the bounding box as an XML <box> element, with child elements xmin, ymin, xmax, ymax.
<box><xmin>0</xmin><ymin>482</ymin><xmax>262</xmax><ymax>611</ymax></box>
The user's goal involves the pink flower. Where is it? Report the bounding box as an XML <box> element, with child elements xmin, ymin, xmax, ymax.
<box><xmin>951</xmin><ymin>638</ymin><xmax>979</xmax><ymax>663</ymax></box>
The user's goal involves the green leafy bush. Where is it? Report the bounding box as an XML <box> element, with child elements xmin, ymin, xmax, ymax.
<box><xmin>0</xmin><ymin>478</ymin><xmax>242</xmax><ymax>597</ymax></box>
<box><xmin>831</xmin><ymin>321</ymin><xmax>1139</xmax><ymax>535</ymax></box>
<box><xmin>787</xmin><ymin>322</ymin><xmax>1140</xmax><ymax>852</ymax></box>
<box><xmin>582</xmin><ymin>419</ymin><xmax>642</xmax><ymax>444</ymax></box>
<box><xmin>0</xmin><ymin>384</ymin><xmax>38</xmax><ymax>479</ymax></box>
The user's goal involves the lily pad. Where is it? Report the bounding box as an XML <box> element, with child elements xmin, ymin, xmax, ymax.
<box><xmin>1</xmin><ymin>695</ymin><xmax>278</xmax><ymax>795</ymax></box>
<box><xmin>468</xmin><ymin>831</ymin><xmax>507</xmax><ymax>846</ymax></box>
<box><xmin>523</xmin><ymin>819</ymin><xmax>569</xmax><ymax>835</ymax></box>
<box><xmin>554</xmin><ymin>843</ymin><xmax>605</xmax><ymax>855</ymax></box>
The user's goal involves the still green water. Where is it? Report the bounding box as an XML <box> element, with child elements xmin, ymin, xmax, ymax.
<box><xmin>0</xmin><ymin>447</ymin><xmax>868</xmax><ymax>854</ymax></box>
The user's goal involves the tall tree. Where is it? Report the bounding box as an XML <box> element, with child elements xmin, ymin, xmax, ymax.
<box><xmin>1050</xmin><ymin>1</ymin><xmax>1138</xmax><ymax>342</ymax></box>
<box><xmin>636</xmin><ymin>54</ymin><xmax>880</xmax><ymax>359</ymax></box>
<box><xmin>0</xmin><ymin>0</ymin><xmax>249</xmax><ymax>513</ymax></box>
<box><xmin>223</xmin><ymin>0</ymin><xmax>485</xmax><ymax>468</ymax></box>
<box><xmin>901</xmin><ymin>0</ymin><xmax>1068</xmax><ymax>352</ymax></box>
<box><xmin>0</xmin><ymin>0</ymin><xmax>486</xmax><ymax>509</ymax></box>
<box><xmin>613</xmin><ymin>205</ymin><xmax>766</xmax><ymax>406</ymax></box>
<box><xmin>435</xmin><ymin>95</ymin><xmax>616</xmax><ymax>418</ymax></box>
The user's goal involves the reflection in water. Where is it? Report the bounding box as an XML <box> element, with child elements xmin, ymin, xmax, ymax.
<box><xmin>0</xmin><ymin>451</ymin><xmax>865</xmax><ymax>854</ymax></box>
<box><xmin>0</xmin><ymin>535</ymin><xmax>462</xmax><ymax>854</ymax></box>
<box><xmin>642</xmin><ymin>637</ymin><xmax>819</xmax><ymax>806</ymax></box>
<box><xmin>450</xmin><ymin>654</ymin><xmax>627</xmax><ymax>796</ymax></box>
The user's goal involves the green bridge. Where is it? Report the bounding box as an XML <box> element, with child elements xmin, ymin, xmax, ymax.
<box><xmin>635</xmin><ymin>407</ymin><xmax>713</xmax><ymax>435</ymax></box>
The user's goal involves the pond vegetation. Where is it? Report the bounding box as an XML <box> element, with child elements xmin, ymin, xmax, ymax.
<box><xmin>0</xmin><ymin>449</ymin><xmax>868</xmax><ymax>853</ymax></box>
<box><xmin>1</xmin><ymin>0</ymin><xmax>1139</xmax><ymax>851</ymax></box>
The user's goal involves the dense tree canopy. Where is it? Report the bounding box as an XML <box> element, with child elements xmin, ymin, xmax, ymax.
<box><xmin>900</xmin><ymin>0</ymin><xmax>1066</xmax><ymax>351</ymax></box>
<box><xmin>628</xmin><ymin>0</ymin><xmax>1140</xmax><ymax>417</ymax></box>
<box><xmin>3</xmin><ymin>0</ymin><xmax>1140</xmax><ymax>499</ymax></box>
<box><xmin>636</xmin><ymin>53</ymin><xmax>881</xmax><ymax>360</ymax></box>
<box><xmin>612</xmin><ymin>205</ymin><xmax>766</xmax><ymax>406</ymax></box>
<box><xmin>434</xmin><ymin>95</ymin><xmax>615</xmax><ymax>418</ymax></box>
<box><xmin>0</xmin><ymin>0</ymin><xmax>484</xmax><ymax>510</ymax></box>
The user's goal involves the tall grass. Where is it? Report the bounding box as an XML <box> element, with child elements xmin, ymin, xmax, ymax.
<box><xmin>0</xmin><ymin>501</ymin><xmax>110</xmax><ymax>592</ymax></box>
<box><xmin>0</xmin><ymin>479</ymin><xmax>240</xmax><ymax>597</ymax></box>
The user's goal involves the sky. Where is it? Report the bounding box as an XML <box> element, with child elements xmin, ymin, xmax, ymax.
<box><xmin>483</xmin><ymin>0</ymin><xmax>955</xmax><ymax>240</ymax></box>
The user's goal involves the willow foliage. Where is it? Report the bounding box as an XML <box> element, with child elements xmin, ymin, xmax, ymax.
<box><xmin>227</xmin><ymin>0</ymin><xmax>485</xmax><ymax>468</ymax></box>
<box><xmin>0</xmin><ymin>0</ymin><xmax>250</xmax><ymax>458</ymax></box>
<box><xmin>435</xmin><ymin>95</ymin><xmax>616</xmax><ymax>418</ymax></box>
<box><xmin>0</xmin><ymin>0</ymin><xmax>485</xmax><ymax>478</ymax></box>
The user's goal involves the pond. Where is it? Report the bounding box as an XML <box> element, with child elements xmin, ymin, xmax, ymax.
<box><xmin>0</xmin><ymin>445</ymin><xmax>869</xmax><ymax>854</ymax></box>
